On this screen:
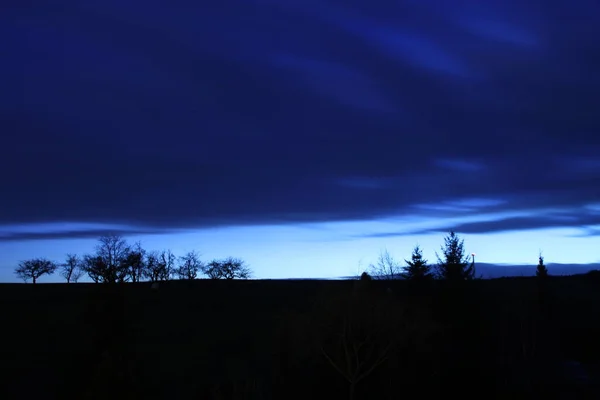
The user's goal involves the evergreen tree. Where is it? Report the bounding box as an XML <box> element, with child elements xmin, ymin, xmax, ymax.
<box><xmin>536</xmin><ymin>254</ymin><xmax>548</xmax><ymax>278</ymax></box>
<box><xmin>402</xmin><ymin>245</ymin><xmax>432</xmax><ymax>280</ymax></box>
<box><xmin>435</xmin><ymin>231</ymin><xmax>474</xmax><ymax>280</ymax></box>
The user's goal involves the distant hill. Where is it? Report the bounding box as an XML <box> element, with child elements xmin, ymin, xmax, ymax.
<box><xmin>473</xmin><ymin>263</ymin><xmax>600</xmax><ymax>278</ymax></box>
<box><xmin>339</xmin><ymin>262</ymin><xmax>600</xmax><ymax>280</ymax></box>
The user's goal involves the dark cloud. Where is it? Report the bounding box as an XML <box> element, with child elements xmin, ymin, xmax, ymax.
<box><xmin>0</xmin><ymin>228</ymin><xmax>167</xmax><ymax>242</ymax></box>
<box><xmin>2</xmin><ymin>0</ymin><xmax>599</xmax><ymax>236</ymax></box>
<box><xmin>358</xmin><ymin>208</ymin><xmax>600</xmax><ymax>237</ymax></box>
<box><xmin>442</xmin><ymin>214</ymin><xmax>600</xmax><ymax>235</ymax></box>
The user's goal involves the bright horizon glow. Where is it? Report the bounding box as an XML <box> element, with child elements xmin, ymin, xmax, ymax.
<box><xmin>0</xmin><ymin>219</ymin><xmax>598</xmax><ymax>283</ymax></box>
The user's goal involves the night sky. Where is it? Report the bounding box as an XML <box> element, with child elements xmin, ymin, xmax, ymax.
<box><xmin>2</xmin><ymin>0</ymin><xmax>599</xmax><ymax>281</ymax></box>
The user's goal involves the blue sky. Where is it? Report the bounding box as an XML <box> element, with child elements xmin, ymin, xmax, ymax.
<box><xmin>1</xmin><ymin>0</ymin><xmax>599</xmax><ymax>282</ymax></box>
<box><xmin>1</xmin><ymin>217</ymin><xmax>598</xmax><ymax>282</ymax></box>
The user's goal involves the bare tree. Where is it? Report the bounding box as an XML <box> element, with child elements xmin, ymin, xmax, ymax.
<box><xmin>82</xmin><ymin>255</ymin><xmax>109</xmax><ymax>283</ymax></box>
<box><xmin>312</xmin><ymin>288</ymin><xmax>406</xmax><ymax>400</ymax></box>
<box><xmin>82</xmin><ymin>234</ymin><xmax>131</xmax><ymax>283</ymax></box>
<box><xmin>369</xmin><ymin>249</ymin><xmax>401</xmax><ymax>280</ymax></box>
<box><xmin>202</xmin><ymin>257</ymin><xmax>252</xmax><ymax>280</ymax></box>
<box><xmin>122</xmin><ymin>242</ymin><xmax>146</xmax><ymax>283</ymax></box>
<box><xmin>15</xmin><ymin>258</ymin><xmax>57</xmax><ymax>284</ymax></box>
<box><xmin>145</xmin><ymin>251</ymin><xmax>159</xmax><ymax>282</ymax></box>
<box><xmin>176</xmin><ymin>250</ymin><xmax>202</xmax><ymax>280</ymax></box>
<box><xmin>159</xmin><ymin>250</ymin><xmax>176</xmax><ymax>280</ymax></box>
<box><xmin>61</xmin><ymin>254</ymin><xmax>84</xmax><ymax>283</ymax></box>
<box><xmin>144</xmin><ymin>249</ymin><xmax>176</xmax><ymax>282</ymax></box>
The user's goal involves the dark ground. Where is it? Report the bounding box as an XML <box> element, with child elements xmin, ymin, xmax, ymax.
<box><xmin>2</xmin><ymin>275</ymin><xmax>600</xmax><ymax>399</ymax></box>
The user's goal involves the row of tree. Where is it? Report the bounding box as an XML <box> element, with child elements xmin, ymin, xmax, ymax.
<box><xmin>14</xmin><ymin>231</ymin><xmax>550</xmax><ymax>284</ymax></box>
<box><xmin>14</xmin><ymin>234</ymin><xmax>252</xmax><ymax>284</ymax></box>
<box><xmin>367</xmin><ymin>231</ymin><xmax>549</xmax><ymax>281</ymax></box>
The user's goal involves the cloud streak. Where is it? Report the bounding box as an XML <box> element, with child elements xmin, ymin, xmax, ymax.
<box><xmin>358</xmin><ymin>210</ymin><xmax>600</xmax><ymax>238</ymax></box>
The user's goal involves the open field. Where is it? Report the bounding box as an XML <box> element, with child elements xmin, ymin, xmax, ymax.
<box><xmin>2</xmin><ymin>275</ymin><xmax>600</xmax><ymax>399</ymax></box>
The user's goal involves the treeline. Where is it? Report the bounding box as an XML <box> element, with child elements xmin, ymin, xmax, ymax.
<box><xmin>366</xmin><ymin>231</ymin><xmax>549</xmax><ymax>281</ymax></box>
<box><xmin>13</xmin><ymin>234</ymin><xmax>252</xmax><ymax>284</ymax></box>
<box><xmin>13</xmin><ymin>230</ymin><xmax>551</xmax><ymax>284</ymax></box>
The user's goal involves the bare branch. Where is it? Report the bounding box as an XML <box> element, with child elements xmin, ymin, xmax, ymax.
<box><xmin>176</xmin><ymin>251</ymin><xmax>202</xmax><ymax>280</ymax></box>
<box><xmin>15</xmin><ymin>258</ymin><xmax>57</xmax><ymax>284</ymax></box>
<box><xmin>320</xmin><ymin>347</ymin><xmax>351</xmax><ymax>383</ymax></box>
<box><xmin>369</xmin><ymin>249</ymin><xmax>401</xmax><ymax>280</ymax></box>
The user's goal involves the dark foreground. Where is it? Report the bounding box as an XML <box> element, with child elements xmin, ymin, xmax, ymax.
<box><xmin>2</xmin><ymin>275</ymin><xmax>600</xmax><ymax>399</ymax></box>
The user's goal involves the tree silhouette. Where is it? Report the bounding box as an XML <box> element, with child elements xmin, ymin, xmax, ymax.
<box><xmin>369</xmin><ymin>249</ymin><xmax>401</xmax><ymax>280</ymax></box>
<box><xmin>144</xmin><ymin>250</ymin><xmax>175</xmax><ymax>282</ymax></box>
<box><xmin>435</xmin><ymin>231</ymin><xmax>474</xmax><ymax>280</ymax></box>
<box><xmin>176</xmin><ymin>251</ymin><xmax>202</xmax><ymax>280</ymax></box>
<box><xmin>313</xmin><ymin>288</ymin><xmax>405</xmax><ymax>400</ymax></box>
<box><xmin>122</xmin><ymin>242</ymin><xmax>146</xmax><ymax>283</ymax></box>
<box><xmin>536</xmin><ymin>253</ymin><xmax>548</xmax><ymax>278</ymax></box>
<box><xmin>14</xmin><ymin>258</ymin><xmax>57</xmax><ymax>284</ymax></box>
<box><xmin>82</xmin><ymin>255</ymin><xmax>120</xmax><ymax>283</ymax></box>
<box><xmin>82</xmin><ymin>235</ymin><xmax>131</xmax><ymax>283</ymax></box>
<box><xmin>203</xmin><ymin>257</ymin><xmax>252</xmax><ymax>279</ymax></box>
<box><xmin>402</xmin><ymin>245</ymin><xmax>432</xmax><ymax>280</ymax></box>
<box><xmin>60</xmin><ymin>254</ymin><xmax>83</xmax><ymax>283</ymax></box>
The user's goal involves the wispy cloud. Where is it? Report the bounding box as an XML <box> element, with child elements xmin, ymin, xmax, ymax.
<box><xmin>434</xmin><ymin>158</ymin><xmax>485</xmax><ymax>172</ymax></box>
<box><xmin>368</xmin><ymin>29</ymin><xmax>472</xmax><ymax>77</ymax></box>
<box><xmin>335</xmin><ymin>177</ymin><xmax>394</xmax><ymax>190</ymax></box>
<box><xmin>269</xmin><ymin>53</ymin><xmax>394</xmax><ymax>113</ymax></box>
<box><xmin>422</xmin><ymin>212</ymin><xmax>600</xmax><ymax>235</ymax></box>
<box><xmin>414</xmin><ymin>198</ymin><xmax>505</xmax><ymax>213</ymax></box>
<box><xmin>457</xmin><ymin>17</ymin><xmax>537</xmax><ymax>47</ymax></box>
<box><xmin>354</xmin><ymin>205</ymin><xmax>600</xmax><ymax>238</ymax></box>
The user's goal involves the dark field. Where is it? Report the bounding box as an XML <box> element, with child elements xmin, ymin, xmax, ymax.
<box><xmin>2</xmin><ymin>275</ymin><xmax>600</xmax><ymax>399</ymax></box>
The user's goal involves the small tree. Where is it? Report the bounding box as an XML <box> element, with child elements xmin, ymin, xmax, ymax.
<box><xmin>313</xmin><ymin>288</ymin><xmax>405</xmax><ymax>400</ymax></box>
<box><xmin>61</xmin><ymin>254</ymin><xmax>84</xmax><ymax>283</ymax></box>
<box><xmin>176</xmin><ymin>251</ymin><xmax>202</xmax><ymax>280</ymax></box>
<box><xmin>402</xmin><ymin>245</ymin><xmax>432</xmax><ymax>280</ymax></box>
<box><xmin>15</xmin><ymin>258</ymin><xmax>57</xmax><ymax>284</ymax></box>
<box><xmin>203</xmin><ymin>257</ymin><xmax>252</xmax><ymax>280</ymax></box>
<box><xmin>369</xmin><ymin>249</ymin><xmax>401</xmax><ymax>280</ymax></box>
<box><xmin>435</xmin><ymin>231</ymin><xmax>474</xmax><ymax>281</ymax></box>
<box><xmin>360</xmin><ymin>271</ymin><xmax>372</xmax><ymax>281</ymax></box>
<box><xmin>536</xmin><ymin>253</ymin><xmax>548</xmax><ymax>278</ymax></box>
